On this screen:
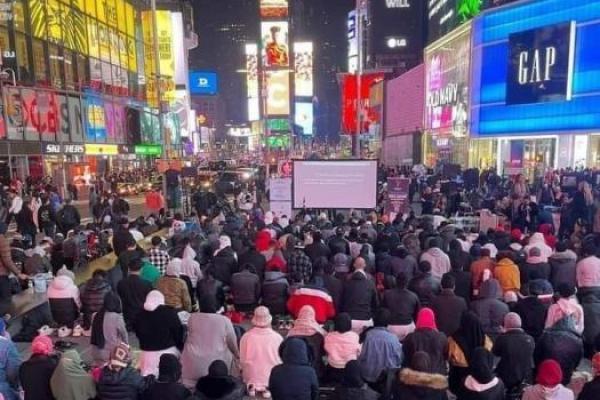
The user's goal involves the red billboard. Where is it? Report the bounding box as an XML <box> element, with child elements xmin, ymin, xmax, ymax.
<box><xmin>341</xmin><ymin>73</ymin><xmax>385</xmax><ymax>135</ymax></box>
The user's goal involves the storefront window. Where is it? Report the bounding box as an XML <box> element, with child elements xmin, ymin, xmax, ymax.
<box><xmin>48</xmin><ymin>45</ymin><xmax>64</xmax><ymax>89</ymax></box>
<box><xmin>75</xmin><ymin>53</ymin><xmax>88</xmax><ymax>89</ymax></box>
<box><xmin>469</xmin><ymin>139</ymin><xmax>498</xmax><ymax>170</ymax></box>
<box><xmin>15</xmin><ymin>33</ymin><xmax>32</xmax><ymax>83</ymax></box>
<box><xmin>0</xmin><ymin>28</ymin><xmax>9</xmax><ymax>58</ymax></box>
<box><xmin>32</xmin><ymin>39</ymin><xmax>48</xmax><ymax>84</ymax></box>
<box><xmin>64</xmin><ymin>50</ymin><xmax>75</xmax><ymax>90</ymax></box>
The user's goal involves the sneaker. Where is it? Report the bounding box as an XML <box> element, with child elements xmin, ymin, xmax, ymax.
<box><xmin>72</xmin><ymin>325</ymin><xmax>83</xmax><ymax>337</ymax></box>
<box><xmin>247</xmin><ymin>384</ymin><xmax>256</xmax><ymax>398</ymax></box>
<box><xmin>262</xmin><ymin>390</ymin><xmax>271</xmax><ymax>399</ymax></box>
<box><xmin>58</xmin><ymin>326</ymin><xmax>72</xmax><ymax>338</ymax></box>
<box><xmin>38</xmin><ymin>325</ymin><xmax>54</xmax><ymax>336</ymax></box>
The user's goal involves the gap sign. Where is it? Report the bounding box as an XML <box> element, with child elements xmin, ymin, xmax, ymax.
<box><xmin>189</xmin><ymin>71</ymin><xmax>218</xmax><ymax>96</ymax></box>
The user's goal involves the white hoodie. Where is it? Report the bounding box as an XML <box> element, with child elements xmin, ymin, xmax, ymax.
<box><xmin>420</xmin><ymin>247</ymin><xmax>451</xmax><ymax>279</ymax></box>
<box><xmin>524</xmin><ymin>233</ymin><xmax>553</xmax><ymax>262</ymax></box>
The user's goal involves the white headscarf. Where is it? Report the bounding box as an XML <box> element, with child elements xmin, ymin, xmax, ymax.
<box><xmin>144</xmin><ymin>290</ymin><xmax>165</xmax><ymax>311</ymax></box>
<box><xmin>214</xmin><ymin>235</ymin><xmax>232</xmax><ymax>257</ymax></box>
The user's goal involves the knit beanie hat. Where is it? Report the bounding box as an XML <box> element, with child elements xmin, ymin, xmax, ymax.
<box><xmin>158</xmin><ymin>353</ymin><xmax>182</xmax><ymax>382</ymax></box>
<box><xmin>504</xmin><ymin>312</ymin><xmax>522</xmax><ymax>330</ymax></box>
<box><xmin>31</xmin><ymin>335</ymin><xmax>54</xmax><ymax>355</ymax></box>
<box><xmin>537</xmin><ymin>359</ymin><xmax>563</xmax><ymax>387</ymax></box>
<box><xmin>109</xmin><ymin>342</ymin><xmax>130</xmax><ymax>370</ymax></box>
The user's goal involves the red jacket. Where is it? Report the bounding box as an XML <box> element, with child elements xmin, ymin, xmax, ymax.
<box><xmin>287</xmin><ymin>286</ymin><xmax>336</xmax><ymax>323</ymax></box>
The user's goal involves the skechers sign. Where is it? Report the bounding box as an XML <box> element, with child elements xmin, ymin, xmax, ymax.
<box><xmin>470</xmin><ymin>0</ymin><xmax>600</xmax><ymax>136</ymax></box>
<box><xmin>189</xmin><ymin>72</ymin><xmax>218</xmax><ymax>96</ymax></box>
<box><xmin>506</xmin><ymin>22</ymin><xmax>575</xmax><ymax>105</ymax></box>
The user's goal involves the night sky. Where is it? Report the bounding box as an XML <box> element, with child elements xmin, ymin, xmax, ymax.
<box><xmin>189</xmin><ymin>0</ymin><xmax>354</xmax><ymax>141</ymax></box>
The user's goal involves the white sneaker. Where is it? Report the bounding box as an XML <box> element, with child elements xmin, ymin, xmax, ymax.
<box><xmin>262</xmin><ymin>390</ymin><xmax>271</xmax><ymax>399</ymax></box>
<box><xmin>58</xmin><ymin>326</ymin><xmax>72</xmax><ymax>338</ymax></box>
<box><xmin>38</xmin><ymin>325</ymin><xmax>54</xmax><ymax>336</ymax></box>
<box><xmin>72</xmin><ymin>325</ymin><xmax>83</xmax><ymax>337</ymax></box>
<box><xmin>247</xmin><ymin>385</ymin><xmax>256</xmax><ymax>398</ymax></box>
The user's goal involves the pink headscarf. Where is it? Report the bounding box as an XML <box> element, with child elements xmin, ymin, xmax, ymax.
<box><xmin>416</xmin><ymin>308</ymin><xmax>438</xmax><ymax>330</ymax></box>
<box><xmin>31</xmin><ymin>335</ymin><xmax>54</xmax><ymax>355</ymax></box>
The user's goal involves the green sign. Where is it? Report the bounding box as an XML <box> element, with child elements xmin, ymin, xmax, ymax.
<box><xmin>267</xmin><ymin>118</ymin><xmax>290</xmax><ymax>132</ymax></box>
<box><xmin>135</xmin><ymin>144</ymin><xmax>162</xmax><ymax>156</ymax></box>
<box><xmin>266</xmin><ymin>135</ymin><xmax>290</xmax><ymax>149</ymax></box>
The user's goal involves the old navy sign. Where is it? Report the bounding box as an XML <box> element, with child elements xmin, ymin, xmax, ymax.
<box><xmin>506</xmin><ymin>21</ymin><xmax>576</xmax><ymax>105</ymax></box>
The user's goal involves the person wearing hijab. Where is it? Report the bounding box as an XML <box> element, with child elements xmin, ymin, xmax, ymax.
<box><xmin>96</xmin><ymin>342</ymin><xmax>150</xmax><ymax>400</ymax></box>
<box><xmin>394</xmin><ymin>351</ymin><xmax>448</xmax><ymax>400</ymax></box>
<box><xmin>90</xmin><ymin>291</ymin><xmax>128</xmax><ymax>366</ymax></box>
<box><xmin>448</xmin><ymin>312</ymin><xmax>493</xmax><ymax>397</ymax></box>
<box><xmin>333</xmin><ymin>360</ymin><xmax>379</xmax><ymax>400</ymax></box>
<box><xmin>522</xmin><ymin>359</ymin><xmax>574</xmax><ymax>400</ymax></box>
<box><xmin>213</xmin><ymin>235</ymin><xmax>238</xmax><ymax>285</ymax></box>
<box><xmin>19</xmin><ymin>335</ymin><xmax>57</xmax><ymax>400</ymax></box>
<box><xmin>324</xmin><ymin>313</ymin><xmax>361</xmax><ymax>383</ymax></box>
<box><xmin>181</xmin><ymin>295</ymin><xmax>239</xmax><ymax>389</ymax></box>
<box><xmin>269</xmin><ymin>338</ymin><xmax>320</xmax><ymax>400</ymax></box>
<box><xmin>287</xmin><ymin>305</ymin><xmax>326</xmax><ymax>379</ymax></box>
<box><xmin>240</xmin><ymin>306</ymin><xmax>283</xmax><ymax>398</ymax></box>
<box><xmin>50</xmin><ymin>349</ymin><xmax>96</xmax><ymax>400</ymax></box>
<box><xmin>134</xmin><ymin>290</ymin><xmax>185</xmax><ymax>377</ymax></box>
<box><xmin>462</xmin><ymin>347</ymin><xmax>505</xmax><ymax>400</ymax></box>
<box><xmin>579</xmin><ymin>353</ymin><xmax>600</xmax><ymax>400</ymax></box>
<box><xmin>0</xmin><ymin>319</ymin><xmax>20</xmax><ymax>400</ymax></box>
<box><xmin>545</xmin><ymin>284</ymin><xmax>584</xmax><ymax>334</ymax></box>
<box><xmin>156</xmin><ymin>258</ymin><xmax>192</xmax><ymax>312</ymax></box>
<box><xmin>403</xmin><ymin>308</ymin><xmax>448</xmax><ymax>375</ymax></box>
<box><xmin>143</xmin><ymin>354</ymin><xmax>191</xmax><ymax>400</ymax></box>
<box><xmin>195</xmin><ymin>360</ymin><xmax>245</xmax><ymax>400</ymax></box>
<box><xmin>470</xmin><ymin>278</ymin><xmax>509</xmax><ymax>340</ymax></box>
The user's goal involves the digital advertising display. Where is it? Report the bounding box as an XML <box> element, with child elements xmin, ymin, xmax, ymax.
<box><xmin>341</xmin><ymin>73</ymin><xmax>385</xmax><ymax>135</ymax></box>
<box><xmin>245</xmin><ymin>44</ymin><xmax>260</xmax><ymax>121</ymax></box>
<box><xmin>470</xmin><ymin>0</ymin><xmax>600</xmax><ymax>136</ymax></box>
<box><xmin>266</xmin><ymin>70</ymin><xmax>290</xmax><ymax>116</ymax></box>
<box><xmin>428</xmin><ymin>0</ymin><xmax>481</xmax><ymax>44</ymax></box>
<box><xmin>294</xmin><ymin>42</ymin><xmax>313</xmax><ymax>97</ymax></box>
<box><xmin>261</xmin><ymin>21</ymin><xmax>289</xmax><ymax>68</ymax></box>
<box><xmin>189</xmin><ymin>71</ymin><xmax>218</xmax><ymax>95</ymax></box>
<box><xmin>425</xmin><ymin>25</ymin><xmax>471</xmax><ymax>137</ymax></box>
<box><xmin>260</xmin><ymin>0</ymin><xmax>288</xmax><ymax>18</ymax></box>
<box><xmin>295</xmin><ymin>102</ymin><xmax>313</xmax><ymax>135</ymax></box>
<box><xmin>293</xmin><ymin>160</ymin><xmax>378</xmax><ymax>209</ymax></box>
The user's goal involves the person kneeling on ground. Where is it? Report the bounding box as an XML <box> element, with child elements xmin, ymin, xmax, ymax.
<box><xmin>143</xmin><ymin>353</ymin><xmax>191</xmax><ymax>400</ymax></box>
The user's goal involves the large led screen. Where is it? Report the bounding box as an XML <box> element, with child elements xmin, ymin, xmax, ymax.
<box><xmin>295</xmin><ymin>102</ymin><xmax>313</xmax><ymax>135</ymax></box>
<box><xmin>294</xmin><ymin>42</ymin><xmax>313</xmax><ymax>97</ymax></box>
<box><xmin>293</xmin><ymin>160</ymin><xmax>377</xmax><ymax>209</ymax></box>
<box><xmin>261</xmin><ymin>21</ymin><xmax>289</xmax><ymax>68</ymax></box>
<box><xmin>260</xmin><ymin>0</ymin><xmax>288</xmax><ymax>18</ymax></box>
<box><xmin>266</xmin><ymin>70</ymin><xmax>290</xmax><ymax>116</ymax></box>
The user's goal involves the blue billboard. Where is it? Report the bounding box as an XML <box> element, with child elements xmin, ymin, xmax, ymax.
<box><xmin>470</xmin><ymin>0</ymin><xmax>600</xmax><ymax>136</ymax></box>
<box><xmin>189</xmin><ymin>71</ymin><xmax>218</xmax><ymax>95</ymax></box>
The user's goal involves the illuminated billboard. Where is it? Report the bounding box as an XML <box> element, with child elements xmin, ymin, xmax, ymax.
<box><xmin>260</xmin><ymin>0</ymin><xmax>288</xmax><ymax>18</ymax></box>
<box><xmin>341</xmin><ymin>73</ymin><xmax>385</xmax><ymax>135</ymax></box>
<box><xmin>261</xmin><ymin>21</ymin><xmax>289</xmax><ymax>68</ymax></box>
<box><xmin>266</xmin><ymin>70</ymin><xmax>290</xmax><ymax>116</ymax></box>
<box><xmin>295</xmin><ymin>102</ymin><xmax>313</xmax><ymax>135</ymax></box>
<box><xmin>294</xmin><ymin>42</ymin><xmax>313</xmax><ymax>97</ymax></box>
<box><xmin>245</xmin><ymin>43</ymin><xmax>260</xmax><ymax>121</ymax></box>
<box><xmin>189</xmin><ymin>71</ymin><xmax>218</xmax><ymax>95</ymax></box>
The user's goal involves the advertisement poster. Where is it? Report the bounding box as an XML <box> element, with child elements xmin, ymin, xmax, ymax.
<box><xmin>266</xmin><ymin>71</ymin><xmax>290</xmax><ymax>116</ymax></box>
<box><xmin>295</xmin><ymin>102</ymin><xmax>313</xmax><ymax>135</ymax></box>
<box><xmin>270</xmin><ymin>201</ymin><xmax>292</xmax><ymax>219</ymax></box>
<box><xmin>425</xmin><ymin>27</ymin><xmax>470</xmax><ymax>137</ymax></box>
<box><xmin>245</xmin><ymin>44</ymin><xmax>260</xmax><ymax>121</ymax></box>
<box><xmin>36</xmin><ymin>91</ymin><xmax>59</xmax><ymax>142</ymax></box>
<box><xmin>84</xmin><ymin>93</ymin><xmax>106</xmax><ymax>142</ymax></box>
<box><xmin>270</xmin><ymin>177</ymin><xmax>292</xmax><ymax>201</ymax></box>
<box><xmin>386</xmin><ymin>177</ymin><xmax>410</xmax><ymax>217</ymax></box>
<box><xmin>261</xmin><ymin>21</ymin><xmax>289</xmax><ymax>68</ymax></box>
<box><xmin>5</xmin><ymin>88</ymin><xmax>24</xmax><ymax>140</ymax></box>
<box><xmin>294</xmin><ymin>42</ymin><xmax>313</xmax><ymax>97</ymax></box>
<box><xmin>21</xmin><ymin>89</ymin><xmax>39</xmax><ymax>141</ymax></box>
<box><xmin>68</xmin><ymin>96</ymin><xmax>84</xmax><ymax>142</ymax></box>
<box><xmin>260</xmin><ymin>0</ymin><xmax>288</xmax><ymax>18</ymax></box>
<box><xmin>341</xmin><ymin>73</ymin><xmax>385</xmax><ymax>135</ymax></box>
<box><xmin>504</xmin><ymin>140</ymin><xmax>524</xmax><ymax>175</ymax></box>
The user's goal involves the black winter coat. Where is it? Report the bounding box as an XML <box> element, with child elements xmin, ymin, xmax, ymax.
<box><xmin>81</xmin><ymin>277</ymin><xmax>112</xmax><ymax>315</ymax></box>
<box><xmin>579</xmin><ymin>377</ymin><xmax>600</xmax><ymax>400</ymax></box>
<box><xmin>514</xmin><ymin>296</ymin><xmax>548</xmax><ymax>340</ymax></box>
<box><xmin>96</xmin><ymin>366</ymin><xmax>150</xmax><ymax>400</ymax></box>
<box><xmin>117</xmin><ymin>275</ymin><xmax>153</xmax><ymax>329</ymax></box>
<box><xmin>394</xmin><ymin>368</ymin><xmax>448</xmax><ymax>400</ymax></box>
<box><xmin>262</xmin><ymin>271</ymin><xmax>289</xmax><ymax>315</ymax></box>
<box><xmin>521</xmin><ymin>261</ymin><xmax>551</xmax><ymax>283</ymax></box>
<box><xmin>382</xmin><ymin>288</ymin><xmax>420</xmax><ymax>325</ymax></box>
<box><xmin>238</xmin><ymin>249</ymin><xmax>266</xmax><ymax>280</ymax></box>
<box><xmin>269</xmin><ymin>338</ymin><xmax>319</xmax><ymax>400</ymax></box>
<box><xmin>142</xmin><ymin>381</ymin><xmax>191</xmax><ymax>400</ymax></box>
<box><xmin>388</xmin><ymin>255</ymin><xmax>418</xmax><ymax>281</ymax></box>
<box><xmin>328</xmin><ymin>236</ymin><xmax>350</xmax><ymax>256</ymax></box>
<box><xmin>341</xmin><ymin>272</ymin><xmax>378</xmax><ymax>321</ymax></box>
<box><xmin>403</xmin><ymin>329</ymin><xmax>448</xmax><ymax>375</ymax></box>
<box><xmin>230</xmin><ymin>270</ymin><xmax>260</xmax><ymax>306</ymax></box>
<box><xmin>19</xmin><ymin>354</ymin><xmax>58</xmax><ymax>400</ymax></box>
<box><xmin>212</xmin><ymin>247</ymin><xmax>238</xmax><ymax>285</ymax></box>
<box><xmin>431</xmin><ymin>289</ymin><xmax>468</xmax><ymax>336</ymax></box>
<box><xmin>304</xmin><ymin>242</ymin><xmax>331</xmax><ymax>263</ymax></box>
<box><xmin>196</xmin><ymin>277</ymin><xmax>226</xmax><ymax>311</ymax></box>
<box><xmin>582</xmin><ymin>294</ymin><xmax>600</xmax><ymax>350</ymax></box>
<box><xmin>549</xmin><ymin>252</ymin><xmax>577</xmax><ymax>289</ymax></box>
<box><xmin>470</xmin><ymin>280</ymin><xmax>509</xmax><ymax>338</ymax></box>
<box><xmin>134</xmin><ymin>305</ymin><xmax>185</xmax><ymax>351</ymax></box>
<box><xmin>113</xmin><ymin>227</ymin><xmax>135</xmax><ymax>257</ymax></box>
<box><xmin>195</xmin><ymin>375</ymin><xmax>245</xmax><ymax>400</ymax></box>
<box><xmin>408</xmin><ymin>273</ymin><xmax>440</xmax><ymax>307</ymax></box>
<box><xmin>323</xmin><ymin>274</ymin><xmax>343</xmax><ymax>313</ymax></box>
<box><xmin>492</xmin><ymin>329</ymin><xmax>535</xmax><ymax>388</ymax></box>
<box><xmin>443</xmin><ymin>270</ymin><xmax>472</xmax><ymax>304</ymax></box>
<box><xmin>534</xmin><ymin>318</ymin><xmax>584</xmax><ymax>385</ymax></box>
